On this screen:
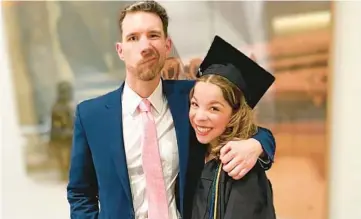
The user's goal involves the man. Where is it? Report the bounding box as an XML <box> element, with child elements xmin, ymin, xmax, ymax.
<box><xmin>67</xmin><ymin>1</ymin><xmax>276</xmax><ymax>219</ymax></box>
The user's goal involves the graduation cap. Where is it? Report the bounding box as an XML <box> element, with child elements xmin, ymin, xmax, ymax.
<box><xmin>198</xmin><ymin>35</ymin><xmax>275</xmax><ymax>109</ymax></box>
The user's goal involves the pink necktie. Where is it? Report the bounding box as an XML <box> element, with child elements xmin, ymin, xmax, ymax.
<box><xmin>139</xmin><ymin>99</ymin><xmax>169</xmax><ymax>219</ymax></box>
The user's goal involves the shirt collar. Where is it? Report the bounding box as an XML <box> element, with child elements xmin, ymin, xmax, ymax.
<box><xmin>122</xmin><ymin>80</ymin><xmax>164</xmax><ymax>116</ymax></box>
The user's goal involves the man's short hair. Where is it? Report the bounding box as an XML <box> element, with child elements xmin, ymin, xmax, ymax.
<box><xmin>118</xmin><ymin>1</ymin><xmax>169</xmax><ymax>37</ymax></box>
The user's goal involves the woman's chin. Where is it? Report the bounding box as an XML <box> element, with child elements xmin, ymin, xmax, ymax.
<box><xmin>196</xmin><ymin>135</ymin><xmax>212</xmax><ymax>144</ymax></box>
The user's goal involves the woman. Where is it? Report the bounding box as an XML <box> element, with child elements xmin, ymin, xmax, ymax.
<box><xmin>189</xmin><ymin>35</ymin><xmax>276</xmax><ymax>219</ymax></box>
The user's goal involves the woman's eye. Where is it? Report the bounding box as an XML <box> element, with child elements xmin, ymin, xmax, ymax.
<box><xmin>191</xmin><ymin>101</ymin><xmax>198</xmax><ymax>107</ymax></box>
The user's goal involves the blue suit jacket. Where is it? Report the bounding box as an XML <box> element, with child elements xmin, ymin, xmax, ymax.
<box><xmin>67</xmin><ymin>80</ymin><xmax>276</xmax><ymax>219</ymax></box>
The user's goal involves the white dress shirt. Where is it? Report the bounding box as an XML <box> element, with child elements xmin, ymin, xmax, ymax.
<box><xmin>122</xmin><ymin>80</ymin><xmax>180</xmax><ymax>219</ymax></box>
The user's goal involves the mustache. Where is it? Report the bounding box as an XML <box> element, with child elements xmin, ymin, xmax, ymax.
<box><xmin>139</xmin><ymin>50</ymin><xmax>159</xmax><ymax>64</ymax></box>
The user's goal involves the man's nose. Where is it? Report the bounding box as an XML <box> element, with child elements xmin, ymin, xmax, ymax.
<box><xmin>139</xmin><ymin>37</ymin><xmax>152</xmax><ymax>56</ymax></box>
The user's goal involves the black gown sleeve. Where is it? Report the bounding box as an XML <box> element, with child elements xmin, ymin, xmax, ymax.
<box><xmin>223</xmin><ymin>164</ymin><xmax>276</xmax><ymax>219</ymax></box>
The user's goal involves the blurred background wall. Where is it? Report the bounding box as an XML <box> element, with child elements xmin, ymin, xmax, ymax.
<box><xmin>1</xmin><ymin>1</ymin><xmax>361</xmax><ymax>219</ymax></box>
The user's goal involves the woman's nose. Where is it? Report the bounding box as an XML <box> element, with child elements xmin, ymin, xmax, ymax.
<box><xmin>194</xmin><ymin>110</ymin><xmax>208</xmax><ymax>122</ymax></box>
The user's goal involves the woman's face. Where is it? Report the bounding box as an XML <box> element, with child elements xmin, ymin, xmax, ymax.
<box><xmin>189</xmin><ymin>81</ymin><xmax>233</xmax><ymax>144</ymax></box>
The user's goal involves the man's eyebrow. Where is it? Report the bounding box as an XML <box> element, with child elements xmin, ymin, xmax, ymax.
<box><xmin>125</xmin><ymin>32</ymin><xmax>136</xmax><ymax>38</ymax></box>
<box><xmin>148</xmin><ymin>30</ymin><xmax>162</xmax><ymax>34</ymax></box>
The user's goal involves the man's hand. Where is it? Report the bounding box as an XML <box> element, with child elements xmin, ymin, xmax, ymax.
<box><xmin>220</xmin><ymin>138</ymin><xmax>263</xmax><ymax>180</ymax></box>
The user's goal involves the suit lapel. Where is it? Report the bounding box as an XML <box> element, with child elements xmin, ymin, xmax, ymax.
<box><xmin>103</xmin><ymin>80</ymin><xmax>190</xmax><ymax>213</ymax></box>
<box><xmin>163</xmin><ymin>80</ymin><xmax>190</xmax><ymax>213</ymax></box>
<box><xmin>104</xmin><ymin>83</ymin><xmax>133</xmax><ymax>206</ymax></box>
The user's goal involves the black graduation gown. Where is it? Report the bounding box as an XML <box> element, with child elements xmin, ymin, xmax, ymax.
<box><xmin>191</xmin><ymin>159</ymin><xmax>276</xmax><ymax>219</ymax></box>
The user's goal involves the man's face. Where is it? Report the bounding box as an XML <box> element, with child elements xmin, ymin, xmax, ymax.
<box><xmin>116</xmin><ymin>11</ymin><xmax>171</xmax><ymax>81</ymax></box>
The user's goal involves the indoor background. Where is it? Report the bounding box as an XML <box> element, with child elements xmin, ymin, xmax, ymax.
<box><xmin>1</xmin><ymin>1</ymin><xmax>360</xmax><ymax>219</ymax></box>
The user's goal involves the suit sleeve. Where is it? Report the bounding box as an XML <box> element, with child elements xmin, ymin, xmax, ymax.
<box><xmin>252</xmin><ymin>126</ymin><xmax>276</xmax><ymax>170</ymax></box>
<box><xmin>67</xmin><ymin>105</ymin><xmax>99</xmax><ymax>219</ymax></box>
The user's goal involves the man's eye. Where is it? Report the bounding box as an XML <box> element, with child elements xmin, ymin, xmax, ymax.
<box><xmin>128</xmin><ymin>36</ymin><xmax>137</xmax><ymax>41</ymax></box>
<box><xmin>150</xmin><ymin>34</ymin><xmax>159</xmax><ymax>39</ymax></box>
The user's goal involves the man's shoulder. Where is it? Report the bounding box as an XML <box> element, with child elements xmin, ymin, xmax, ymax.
<box><xmin>76</xmin><ymin>87</ymin><xmax>120</xmax><ymax>116</ymax></box>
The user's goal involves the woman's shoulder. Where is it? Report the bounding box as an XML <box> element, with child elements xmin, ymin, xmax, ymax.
<box><xmin>227</xmin><ymin>163</ymin><xmax>270</xmax><ymax>190</ymax></box>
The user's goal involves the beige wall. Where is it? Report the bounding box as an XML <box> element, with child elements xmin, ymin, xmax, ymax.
<box><xmin>327</xmin><ymin>2</ymin><xmax>361</xmax><ymax>218</ymax></box>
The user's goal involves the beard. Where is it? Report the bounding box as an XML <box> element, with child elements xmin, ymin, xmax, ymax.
<box><xmin>136</xmin><ymin>57</ymin><xmax>165</xmax><ymax>81</ymax></box>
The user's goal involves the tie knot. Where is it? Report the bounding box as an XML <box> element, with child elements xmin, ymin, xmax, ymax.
<box><xmin>139</xmin><ymin>99</ymin><xmax>151</xmax><ymax>112</ymax></box>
